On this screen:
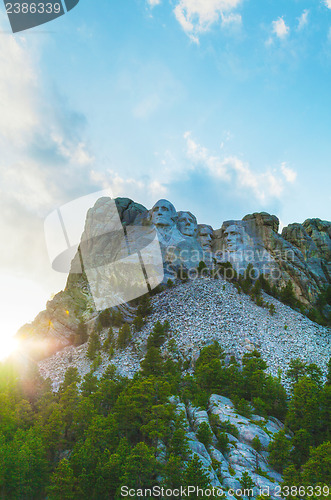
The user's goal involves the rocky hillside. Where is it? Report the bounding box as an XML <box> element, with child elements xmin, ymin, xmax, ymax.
<box><xmin>38</xmin><ymin>277</ymin><xmax>330</xmax><ymax>391</ymax></box>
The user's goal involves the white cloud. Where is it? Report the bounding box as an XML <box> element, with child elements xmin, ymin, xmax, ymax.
<box><xmin>0</xmin><ymin>22</ymin><xmax>95</xmax><ymax>215</ymax></box>
<box><xmin>90</xmin><ymin>170</ymin><xmax>168</xmax><ymax>208</ymax></box>
<box><xmin>173</xmin><ymin>0</ymin><xmax>242</xmax><ymax>42</ymax></box>
<box><xmin>272</xmin><ymin>17</ymin><xmax>290</xmax><ymax>40</ymax></box>
<box><xmin>0</xmin><ymin>34</ymin><xmax>39</xmax><ymax>143</ymax></box>
<box><xmin>147</xmin><ymin>0</ymin><xmax>161</xmax><ymax>6</ymax></box>
<box><xmin>297</xmin><ymin>10</ymin><xmax>309</xmax><ymax>31</ymax></box>
<box><xmin>221</xmin><ymin>12</ymin><xmax>242</xmax><ymax>27</ymax></box>
<box><xmin>281</xmin><ymin>163</ymin><xmax>297</xmax><ymax>183</ymax></box>
<box><xmin>324</xmin><ymin>0</ymin><xmax>331</xmax><ymax>9</ymax></box>
<box><xmin>183</xmin><ymin>132</ymin><xmax>296</xmax><ymax>203</ymax></box>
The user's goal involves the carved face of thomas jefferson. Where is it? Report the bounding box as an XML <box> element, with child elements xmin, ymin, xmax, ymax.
<box><xmin>151</xmin><ymin>199</ymin><xmax>177</xmax><ymax>228</ymax></box>
<box><xmin>198</xmin><ymin>224</ymin><xmax>214</xmax><ymax>251</ymax></box>
<box><xmin>224</xmin><ymin>224</ymin><xmax>243</xmax><ymax>252</ymax></box>
<box><xmin>177</xmin><ymin>211</ymin><xmax>198</xmax><ymax>237</ymax></box>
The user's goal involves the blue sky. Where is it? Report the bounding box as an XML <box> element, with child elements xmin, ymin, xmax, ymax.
<box><xmin>0</xmin><ymin>0</ymin><xmax>330</xmax><ymax>340</ymax></box>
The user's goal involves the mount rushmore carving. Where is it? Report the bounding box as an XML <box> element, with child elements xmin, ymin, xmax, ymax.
<box><xmin>18</xmin><ymin>196</ymin><xmax>330</xmax><ymax>357</ymax></box>
<box><xmin>69</xmin><ymin>197</ymin><xmax>330</xmax><ymax>306</ymax></box>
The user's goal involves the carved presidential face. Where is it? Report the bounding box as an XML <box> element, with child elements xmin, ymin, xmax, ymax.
<box><xmin>151</xmin><ymin>199</ymin><xmax>177</xmax><ymax>228</ymax></box>
<box><xmin>177</xmin><ymin>211</ymin><xmax>198</xmax><ymax>237</ymax></box>
<box><xmin>198</xmin><ymin>224</ymin><xmax>214</xmax><ymax>251</ymax></box>
<box><xmin>224</xmin><ymin>225</ymin><xmax>243</xmax><ymax>252</ymax></box>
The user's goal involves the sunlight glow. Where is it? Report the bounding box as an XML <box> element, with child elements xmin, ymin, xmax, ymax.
<box><xmin>0</xmin><ymin>336</ymin><xmax>18</xmax><ymax>361</ymax></box>
<box><xmin>0</xmin><ymin>273</ymin><xmax>50</xmax><ymax>361</ymax></box>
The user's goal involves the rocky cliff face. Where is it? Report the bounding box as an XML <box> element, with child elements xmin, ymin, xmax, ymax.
<box><xmin>17</xmin><ymin>197</ymin><xmax>330</xmax><ymax>356</ymax></box>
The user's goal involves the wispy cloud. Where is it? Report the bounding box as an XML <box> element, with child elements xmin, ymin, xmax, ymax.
<box><xmin>183</xmin><ymin>132</ymin><xmax>296</xmax><ymax>203</ymax></box>
<box><xmin>297</xmin><ymin>10</ymin><xmax>309</xmax><ymax>31</ymax></box>
<box><xmin>173</xmin><ymin>0</ymin><xmax>242</xmax><ymax>42</ymax></box>
<box><xmin>324</xmin><ymin>0</ymin><xmax>331</xmax><ymax>10</ymax></box>
<box><xmin>0</xmin><ymin>19</ymin><xmax>98</xmax><ymax>295</ymax></box>
<box><xmin>147</xmin><ymin>0</ymin><xmax>161</xmax><ymax>7</ymax></box>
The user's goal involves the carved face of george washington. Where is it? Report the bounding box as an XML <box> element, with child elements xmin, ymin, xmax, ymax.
<box><xmin>151</xmin><ymin>200</ymin><xmax>177</xmax><ymax>228</ymax></box>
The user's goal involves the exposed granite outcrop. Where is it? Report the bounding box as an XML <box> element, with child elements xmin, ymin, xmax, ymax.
<box><xmin>166</xmin><ymin>395</ymin><xmax>286</xmax><ymax>499</ymax></box>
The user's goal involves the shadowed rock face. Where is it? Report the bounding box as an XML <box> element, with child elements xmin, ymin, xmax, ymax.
<box><xmin>17</xmin><ymin>197</ymin><xmax>330</xmax><ymax>356</ymax></box>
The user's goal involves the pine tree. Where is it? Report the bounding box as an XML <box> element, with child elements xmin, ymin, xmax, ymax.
<box><xmin>280</xmin><ymin>281</ymin><xmax>297</xmax><ymax>308</ymax></box>
<box><xmin>117</xmin><ymin>324</ymin><xmax>132</xmax><ymax>349</ymax></box>
<box><xmin>133</xmin><ymin>315</ymin><xmax>144</xmax><ymax>332</ymax></box>
<box><xmin>103</xmin><ymin>327</ymin><xmax>114</xmax><ymax>352</ymax></box>
<box><xmin>325</xmin><ymin>357</ymin><xmax>331</xmax><ymax>385</ymax></box>
<box><xmin>286</xmin><ymin>377</ymin><xmax>321</xmax><ymax>440</ymax></box>
<box><xmin>268</xmin><ymin>430</ymin><xmax>291</xmax><ymax>473</ymax></box>
<box><xmin>141</xmin><ymin>347</ymin><xmax>164</xmax><ymax>377</ymax></box>
<box><xmin>60</xmin><ymin>367</ymin><xmax>81</xmax><ymax>392</ymax></box>
<box><xmin>184</xmin><ymin>454</ymin><xmax>210</xmax><ymax>497</ymax></box>
<box><xmin>120</xmin><ymin>442</ymin><xmax>158</xmax><ymax>490</ymax></box>
<box><xmin>76</xmin><ymin>320</ymin><xmax>88</xmax><ymax>345</ymax></box>
<box><xmin>47</xmin><ymin>459</ymin><xmax>76</xmax><ymax>500</ymax></box>
<box><xmin>196</xmin><ymin>422</ymin><xmax>213</xmax><ymax>448</ymax></box>
<box><xmin>112</xmin><ymin>309</ymin><xmax>123</xmax><ymax>326</ymax></box>
<box><xmin>163</xmin><ymin>454</ymin><xmax>184</xmax><ymax>489</ymax></box>
<box><xmin>137</xmin><ymin>295</ymin><xmax>152</xmax><ymax>317</ymax></box>
<box><xmin>240</xmin><ymin>471</ymin><xmax>255</xmax><ymax>492</ymax></box>
<box><xmin>301</xmin><ymin>442</ymin><xmax>331</xmax><ymax>485</ymax></box>
<box><xmin>87</xmin><ymin>332</ymin><xmax>101</xmax><ymax>360</ymax></box>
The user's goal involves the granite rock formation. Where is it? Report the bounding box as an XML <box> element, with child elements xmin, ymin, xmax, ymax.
<box><xmin>17</xmin><ymin>198</ymin><xmax>330</xmax><ymax>356</ymax></box>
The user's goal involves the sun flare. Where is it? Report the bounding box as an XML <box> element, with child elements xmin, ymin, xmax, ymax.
<box><xmin>0</xmin><ymin>336</ymin><xmax>18</xmax><ymax>361</ymax></box>
<box><xmin>0</xmin><ymin>273</ymin><xmax>50</xmax><ymax>362</ymax></box>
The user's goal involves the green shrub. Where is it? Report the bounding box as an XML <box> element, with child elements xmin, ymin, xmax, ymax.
<box><xmin>234</xmin><ymin>398</ymin><xmax>252</xmax><ymax>418</ymax></box>
<box><xmin>196</xmin><ymin>422</ymin><xmax>213</xmax><ymax>448</ymax></box>
<box><xmin>220</xmin><ymin>420</ymin><xmax>239</xmax><ymax>439</ymax></box>
<box><xmin>216</xmin><ymin>431</ymin><xmax>229</xmax><ymax>454</ymax></box>
<box><xmin>87</xmin><ymin>332</ymin><xmax>101</xmax><ymax>360</ymax></box>
<box><xmin>269</xmin><ymin>304</ymin><xmax>276</xmax><ymax>316</ymax></box>
<box><xmin>268</xmin><ymin>430</ymin><xmax>291</xmax><ymax>473</ymax></box>
<box><xmin>240</xmin><ymin>471</ymin><xmax>255</xmax><ymax>491</ymax></box>
<box><xmin>117</xmin><ymin>323</ymin><xmax>132</xmax><ymax>349</ymax></box>
<box><xmin>133</xmin><ymin>315</ymin><xmax>144</xmax><ymax>332</ymax></box>
<box><xmin>91</xmin><ymin>354</ymin><xmax>102</xmax><ymax>372</ymax></box>
<box><xmin>252</xmin><ymin>436</ymin><xmax>262</xmax><ymax>453</ymax></box>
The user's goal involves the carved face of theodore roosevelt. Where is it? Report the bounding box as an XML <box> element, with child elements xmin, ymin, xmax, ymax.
<box><xmin>198</xmin><ymin>224</ymin><xmax>214</xmax><ymax>251</ymax></box>
<box><xmin>177</xmin><ymin>211</ymin><xmax>197</xmax><ymax>237</ymax></box>
<box><xmin>151</xmin><ymin>199</ymin><xmax>177</xmax><ymax>228</ymax></box>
